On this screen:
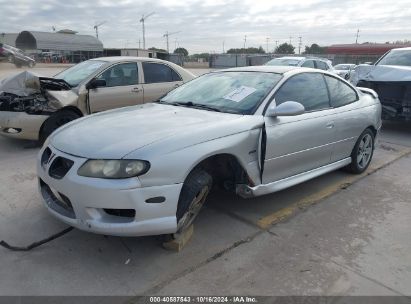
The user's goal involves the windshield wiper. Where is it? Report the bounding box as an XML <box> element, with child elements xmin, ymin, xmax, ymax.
<box><xmin>177</xmin><ymin>101</ymin><xmax>222</xmax><ymax>112</ymax></box>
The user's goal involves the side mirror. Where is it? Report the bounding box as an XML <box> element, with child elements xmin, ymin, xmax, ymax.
<box><xmin>86</xmin><ymin>79</ymin><xmax>106</xmax><ymax>90</ymax></box>
<box><xmin>266</xmin><ymin>101</ymin><xmax>305</xmax><ymax>117</ymax></box>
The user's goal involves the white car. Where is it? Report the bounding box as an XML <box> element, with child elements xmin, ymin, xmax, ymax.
<box><xmin>265</xmin><ymin>56</ymin><xmax>336</xmax><ymax>73</ymax></box>
<box><xmin>334</xmin><ymin>64</ymin><xmax>356</xmax><ymax>79</ymax></box>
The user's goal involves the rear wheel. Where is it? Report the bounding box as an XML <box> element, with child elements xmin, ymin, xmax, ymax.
<box><xmin>176</xmin><ymin>169</ymin><xmax>212</xmax><ymax>233</ymax></box>
<box><xmin>345</xmin><ymin>129</ymin><xmax>375</xmax><ymax>174</ymax></box>
<box><xmin>39</xmin><ymin>110</ymin><xmax>80</xmax><ymax>144</ymax></box>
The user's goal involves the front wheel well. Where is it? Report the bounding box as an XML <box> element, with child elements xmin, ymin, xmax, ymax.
<box><xmin>38</xmin><ymin>107</ymin><xmax>83</xmax><ymax>142</ymax></box>
<box><xmin>189</xmin><ymin>154</ymin><xmax>251</xmax><ymax>191</ymax></box>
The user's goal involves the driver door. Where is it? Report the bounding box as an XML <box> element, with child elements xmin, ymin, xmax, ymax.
<box><xmin>88</xmin><ymin>62</ymin><xmax>144</xmax><ymax>113</ymax></box>
<box><xmin>263</xmin><ymin>72</ymin><xmax>337</xmax><ymax>183</ymax></box>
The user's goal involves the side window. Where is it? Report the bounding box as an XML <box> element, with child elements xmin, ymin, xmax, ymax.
<box><xmin>324</xmin><ymin>75</ymin><xmax>358</xmax><ymax>107</ymax></box>
<box><xmin>96</xmin><ymin>63</ymin><xmax>138</xmax><ymax>87</ymax></box>
<box><xmin>301</xmin><ymin>60</ymin><xmax>315</xmax><ymax>68</ymax></box>
<box><xmin>275</xmin><ymin>73</ymin><xmax>330</xmax><ymax>112</ymax></box>
<box><xmin>143</xmin><ymin>62</ymin><xmax>181</xmax><ymax>83</ymax></box>
<box><xmin>316</xmin><ymin>60</ymin><xmax>328</xmax><ymax>70</ymax></box>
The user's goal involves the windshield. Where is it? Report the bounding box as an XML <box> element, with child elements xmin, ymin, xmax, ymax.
<box><xmin>377</xmin><ymin>50</ymin><xmax>411</xmax><ymax>67</ymax></box>
<box><xmin>160</xmin><ymin>71</ymin><xmax>282</xmax><ymax>114</ymax></box>
<box><xmin>265</xmin><ymin>58</ymin><xmax>302</xmax><ymax>66</ymax></box>
<box><xmin>55</xmin><ymin>60</ymin><xmax>106</xmax><ymax>87</ymax></box>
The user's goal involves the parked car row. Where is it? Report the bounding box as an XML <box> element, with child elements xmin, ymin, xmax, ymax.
<box><xmin>0</xmin><ymin>56</ymin><xmax>381</xmax><ymax>240</ymax></box>
<box><xmin>0</xmin><ymin>43</ymin><xmax>36</xmax><ymax>68</ymax></box>
<box><xmin>265</xmin><ymin>56</ymin><xmax>336</xmax><ymax>73</ymax></box>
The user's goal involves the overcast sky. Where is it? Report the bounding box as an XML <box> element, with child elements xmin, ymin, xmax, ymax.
<box><xmin>1</xmin><ymin>0</ymin><xmax>411</xmax><ymax>54</ymax></box>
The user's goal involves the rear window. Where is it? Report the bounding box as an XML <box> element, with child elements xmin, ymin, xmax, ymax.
<box><xmin>143</xmin><ymin>62</ymin><xmax>182</xmax><ymax>83</ymax></box>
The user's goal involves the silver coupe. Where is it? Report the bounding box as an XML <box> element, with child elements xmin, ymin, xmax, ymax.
<box><xmin>37</xmin><ymin>66</ymin><xmax>381</xmax><ymax>237</ymax></box>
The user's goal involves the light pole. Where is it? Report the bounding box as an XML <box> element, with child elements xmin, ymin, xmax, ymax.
<box><xmin>94</xmin><ymin>21</ymin><xmax>107</xmax><ymax>39</ymax></box>
<box><xmin>140</xmin><ymin>12</ymin><xmax>155</xmax><ymax>49</ymax></box>
<box><xmin>163</xmin><ymin>31</ymin><xmax>181</xmax><ymax>53</ymax></box>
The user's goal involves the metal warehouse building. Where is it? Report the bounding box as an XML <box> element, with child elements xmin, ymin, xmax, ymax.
<box><xmin>13</xmin><ymin>30</ymin><xmax>103</xmax><ymax>62</ymax></box>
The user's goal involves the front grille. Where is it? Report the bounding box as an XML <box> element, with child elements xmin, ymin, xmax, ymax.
<box><xmin>49</xmin><ymin>157</ymin><xmax>74</xmax><ymax>179</ymax></box>
<box><xmin>358</xmin><ymin>80</ymin><xmax>411</xmax><ymax>118</ymax></box>
<box><xmin>39</xmin><ymin>179</ymin><xmax>75</xmax><ymax>219</ymax></box>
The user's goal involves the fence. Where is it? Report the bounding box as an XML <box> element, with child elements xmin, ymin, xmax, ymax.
<box><xmin>209</xmin><ymin>53</ymin><xmax>382</xmax><ymax>68</ymax></box>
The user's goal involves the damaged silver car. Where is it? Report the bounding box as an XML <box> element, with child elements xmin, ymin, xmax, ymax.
<box><xmin>351</xmin><ymin>47</ymin><xmax>411</xmax><ymax>121</ymax></box>
<box><xmin>0</xmin><ymin>57</ymin><xmax>195</xmax><ymax>142</ymax></box>
<box><xmin>38</xmin><ymin>66</ymin><xmax>381</xmax><ymax>237</ymax></box>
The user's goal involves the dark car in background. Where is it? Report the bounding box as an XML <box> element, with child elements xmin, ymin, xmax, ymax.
<box><xmin>0</xmin><ymin>43</ymin><xmax>36</xmax><ymax>68</ymax></box>
<box><xmin>351</xmin><ymin>47</ymin><xmax>411</xmax><ymax>121</ymax></box>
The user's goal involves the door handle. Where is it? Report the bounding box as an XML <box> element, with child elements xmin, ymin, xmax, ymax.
<box><xmin>131</xmin><ymin>87</ymin><xmax>142</xmax><ymax>93</ymax></box>
<box><xmin>326</xmin><ymin>122</ymin><xmax>335</xmax><ymax>129</ymax></box>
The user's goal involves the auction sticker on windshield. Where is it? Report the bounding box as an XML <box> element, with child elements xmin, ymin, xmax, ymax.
<box><xmin>223</xmin><ymin>86</ymin><xmax>256</xmax><ymax>102</ymax></box>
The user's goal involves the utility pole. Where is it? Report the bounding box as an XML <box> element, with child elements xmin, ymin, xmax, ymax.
<box><xmin>93</xmin><ymin>21</ymin><xmax>107</xmax><ymax>39</ymax></box>
<box><xmin>266</xmin><ymin>37</ymin><xmax>270</xmax><ymax>53</ymax></box>
<box><xmin>163</xmin><ymin>31</ymin><xmax>181</xmax><ymax>53</ymax></box>
<box><xmin>244</xmin><ymin>35</ymin><xmax>247</xmax><ymax>49</ymax></box>
<box><xmin>355</xmin><ymin>29</ymin><xmax>360</xmax><ymax>44</ymax></box>
<box><xmin>298</xmin><ymin>36</ymin><xmax>302</xmax><ymax>54</ymax></box>
<box><xmin>289</xmin><ymin>36</ymin><xmax>292</xmax><ymax>45</ymax></box>
<box><xmin>223</xmin><ymin>40</ymin><xmax>225</xmax><ymax>53</ymax></box>
<box><xmin>138</xmin><ymin>39</ymin><xmax>141</xmax><ymax>49</ymax></box>
<box><xmin>140</xmin><ymin>12</ymin><xmax>155</xmax><ymax>49</ymax></box>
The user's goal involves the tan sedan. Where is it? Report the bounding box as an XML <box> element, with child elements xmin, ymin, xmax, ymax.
<box><xmin>0</xmin><ymin>57</ymin><xmax>195</xmax><ymax>142</ymax></box>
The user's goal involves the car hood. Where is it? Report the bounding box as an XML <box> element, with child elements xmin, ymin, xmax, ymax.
<box><xmin>351</xmin><ymin>64</ymin><xmax>411</xmax><ymax>85</ymax></box>
<box><xmin>50</xmin><ymin>103</ymin><xmax>251</xmax><ymax>159</ymax></box>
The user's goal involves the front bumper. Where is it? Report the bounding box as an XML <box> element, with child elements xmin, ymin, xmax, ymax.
<box><xmin>37</xmin><ymin>145</ymin><xmax>182</xmax><ymax>237</ymax></box>
<box><xmin>0</xmin><ymin>111</ymin><xmax>47</xmax><ymax>140</ymax></box>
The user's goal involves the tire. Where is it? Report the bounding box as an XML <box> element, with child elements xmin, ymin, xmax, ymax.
<box><xmin>39</xmin><ymin>110</ymin><xmax>80</xmax><ymax>144</ymax></box>
<box><xmin>345</xmin><ymin>129</ymin><xmax>375</xmax><ymax>174</ymax></box>
<box><xmin>176</xmin><ymin>169</ymin><xmax>212</xmax><ymax>233</ymax></box>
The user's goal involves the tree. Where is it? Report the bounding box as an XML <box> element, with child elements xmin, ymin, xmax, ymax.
<box><xmin>226</xmin><ymin>46</ymin><xmax>265</xmax><ymax>54</ymax></box>
<box><xmin>275</xmin><ymin>43</ymin><xmax>295</xmax><ymax>54</ymax></box>
<box><xmin>303</xmin><ymin>43</ymin><xmax>326</xmax><ymax>54</ymax></box>
<box><xmin>189</xmin><ymin>53</ymin><xmax>210</xmax><ymax>61</ymax></box>
<box><xmin>148</xmin><ymin>47</ymin><xmax>167</xmax><ymax>53</ymax></box>
<box><xmin>174</xmin><ymin>47</ymin><xmax>189</xmax><ymax>56</ymax></box>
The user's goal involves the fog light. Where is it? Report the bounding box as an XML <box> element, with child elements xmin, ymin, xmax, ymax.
<box><xmin>4</xmin><ymin>128</ymin><xmax>21</xmax><ymax>134</ymax></box>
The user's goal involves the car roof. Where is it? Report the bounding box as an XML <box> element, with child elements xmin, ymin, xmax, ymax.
<box><xmin>90</xmin><ymin>56</ymin><xmax>170</xmax><ymax>63</ymax></box>
<box><xmin>216</xmin><ymin>65</ymin><xmax>317</xmax><ymax>74</ymax></box>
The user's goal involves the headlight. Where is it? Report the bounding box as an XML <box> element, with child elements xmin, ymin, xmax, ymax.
<box><xmin>78</xmin><ymin>160</ymin><xmax>150</xmax><ymax>179</ymax></box>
